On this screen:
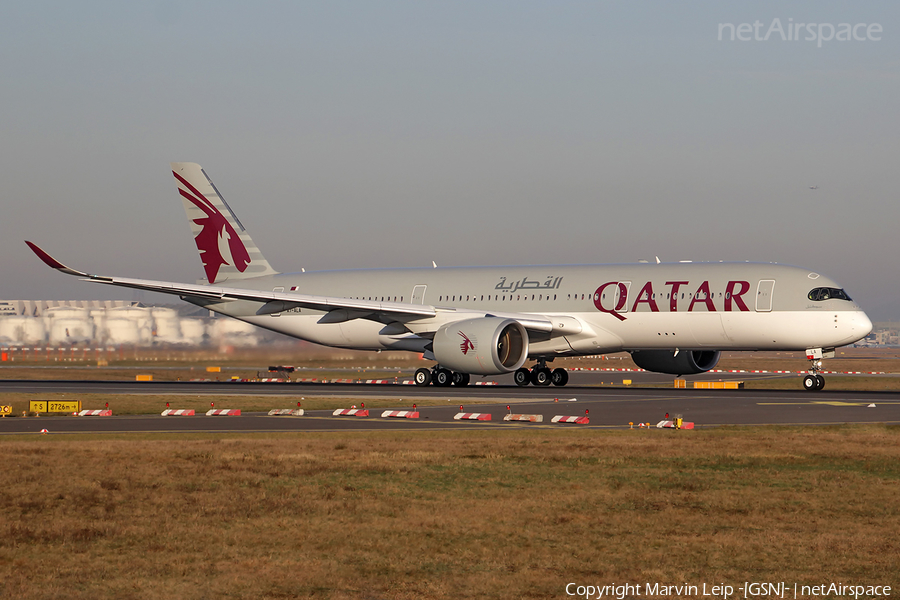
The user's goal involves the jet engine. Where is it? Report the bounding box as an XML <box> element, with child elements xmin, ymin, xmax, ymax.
<box><xmin>432</xmin><ymin>318</ymin><xmax>528</xmax><ymax>375</ymax></box>
<box><xmin>630</xmin><ymin>350</ymin><xmax>721</xmax><ymax>375</ymax></box>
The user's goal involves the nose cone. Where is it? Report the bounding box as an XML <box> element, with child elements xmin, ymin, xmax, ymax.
<box><xmin>847</xmin><ymin>310</ymin><xmax>873</xmax><ymax>344</ymax></box>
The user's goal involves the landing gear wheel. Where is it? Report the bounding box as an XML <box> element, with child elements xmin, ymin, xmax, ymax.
<box><xmin>550</xmin><ymin>368</ymin><xmax>569</xmax><ymax>387</ymax></box>
<box><xmin>434</xmin><ymin>368</ymin><xmax>453</xmax><ymax>387</ymax></box>
<box><xmin>452</xmin><ymin>372</ymin><xmax>470</xmax><ymax>387</ymax></box>
<box><xmin>803</xmin><ymin>375</ymin><xmax>818</xmax><ymax>391</ymax></box>
<box><xmin>816</xmin><ymin>374</ymin><xmax>825</xmax><ymax>390</ymax></box>
<box><xmin>414</xmin><ymin>368</ymin><xmax>432</xmax><ymax>387</ymax></box>
<box><xmin>531</xmin><ymin>367</ymin><xmax>552</xmax><ymax>386</ymax></box>
<box><xmin>514</xmin><ymin>368</ymin><xmax>531</xmax><ymax>387</ymax></box>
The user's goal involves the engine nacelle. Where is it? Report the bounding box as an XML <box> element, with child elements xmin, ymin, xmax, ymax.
<box><xmin>432</xmin><ymin>318</ymin><xmax>528</xmax><ymax>375</ymax></box>
<box><xmin>630</xmin><ymin>350</ymin><xmax>721</xmax><ymax>375</ymax></box>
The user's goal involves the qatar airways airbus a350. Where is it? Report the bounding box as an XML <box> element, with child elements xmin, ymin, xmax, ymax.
<box><xmin>27</xmin><ymin>162</ymin><xmax>872</xmax><ymax>390</ymax></box>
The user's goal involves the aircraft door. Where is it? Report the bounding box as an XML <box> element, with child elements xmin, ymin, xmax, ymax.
<box><xmin>412</xmin><ymin>285</ymin><xmax>427</xmax><ymax>305</ymax></box>
<box><xmin>756</xmin><ymin>280</ymin><xmax>775</xmax><ymax>312</ymax></box>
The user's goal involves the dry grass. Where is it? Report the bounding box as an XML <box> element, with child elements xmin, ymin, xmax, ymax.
<box><xmin>0</xmin><ymin>427</ymin><xmax>898</xmax><ymax>599</ymax></box>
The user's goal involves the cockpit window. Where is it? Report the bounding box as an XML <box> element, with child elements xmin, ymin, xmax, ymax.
<box><xmin>808</xmin><ymin>287</ymin><xmax>852</xmax><ymax>302</ymax></box>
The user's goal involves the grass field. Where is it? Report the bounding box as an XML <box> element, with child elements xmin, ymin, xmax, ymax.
<box><xmin>1</xmin><ymin>426</ymin><xmax>898</xmax><ymax>599</ymax></box>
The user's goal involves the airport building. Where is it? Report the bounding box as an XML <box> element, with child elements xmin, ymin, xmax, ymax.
<box><xmin>0</xmin><ymin>301</ymin><xmax>260</xmax><ymax>347</ymax></box>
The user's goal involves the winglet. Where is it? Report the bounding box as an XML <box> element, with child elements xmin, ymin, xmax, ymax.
<box><xmin>25</xmin><ymin>241</ymin><xmax>90</xmax><ymax>277</ymax></box>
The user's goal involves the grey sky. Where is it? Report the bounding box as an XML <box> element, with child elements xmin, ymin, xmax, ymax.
<box><xmin>2</xmin><ymin>1</ymin><xmax>898</xmax><ymax>319</ymax></box>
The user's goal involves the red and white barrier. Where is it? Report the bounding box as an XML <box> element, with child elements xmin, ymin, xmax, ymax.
<box><xmin>333</xmin><ymin>408</ymin><xmax>369</xmax><ymax>417</ymax></box>
<box><xmin>78</xmin><ymin>410</ymin><xmax>112</xmax><ymax>417</ymax></box>
<box><xmin>206</xmin><ymin>409</ymin><xmax>241</xmax><ymax>416</ymax></box>
<box><xmin>503</xmin><ymin>414</ymin><xmax>543</xmax><ymax>422</ymax></box>
<box><xmin>474</xmin><ymin>381</ymin><xmax>498</xmax><ymax>386</ymax></box>
<box><xmin>656</xmin><ymin>420</ymin><xmax>694</xmax><ymax>429</ymax></box>
<box><xmin>454</xmin><ymin>412</ymin><xmax>491</xmax><ymax>421</ymax></box>
<box><xmin>551</xmin><ymin>415</ymin><xmax>589</xmax><ymax>424</ymax></box>
<box><xmin>365</xmin><ymin>379</ymin><xmax>397</xmax><ymax>384</ymax></box>
<box><xmin>161</xmin><ymin>409</ymin><xmax>195</xmax><ymax>416</ymax></box>
<box><xmin>268</xmin><ymin>409</ymin><xmax>304</xmax><ymax>416</ymax></box>
<box><xmin>381</xmin><ymin>410</ymin><xmax>420</xmax><ymax>419</ymax></box>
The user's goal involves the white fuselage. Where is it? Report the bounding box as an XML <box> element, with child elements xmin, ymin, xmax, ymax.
<box><xmin>200</xmin><ymin>262</ymin><xmax>872</xmax><ymax>357</ymax></box>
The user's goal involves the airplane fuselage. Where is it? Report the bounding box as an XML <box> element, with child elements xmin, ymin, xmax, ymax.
<box><xmin>195</xmin><ymin>261</ymin><xmax>871</xmax><ymax>358</ymax></box>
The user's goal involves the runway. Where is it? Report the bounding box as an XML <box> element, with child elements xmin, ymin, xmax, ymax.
<box><xmin>2</xmin><ymin>378</ymin><xmax>899</xmax><ymax>435</ymax></box>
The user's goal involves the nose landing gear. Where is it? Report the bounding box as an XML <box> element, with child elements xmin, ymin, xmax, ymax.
<box><xmin>803</xmin><ymin>348</ymin><xmax>834</xmax><ymax>391</ymax></box>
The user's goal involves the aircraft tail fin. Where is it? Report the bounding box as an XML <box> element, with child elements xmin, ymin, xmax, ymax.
<box><xmin>171</xmin><ymin>162</ymin><xmax>279</xmax><ymax>284</ymax></box>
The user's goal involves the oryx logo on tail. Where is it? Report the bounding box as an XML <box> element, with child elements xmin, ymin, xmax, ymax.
<box><xmin>174</xmin><ymin>171</ymin><xmax>251</xmax><ymax>284</ymax></box>
<box><xmin>459</xmin><ymin>331</ymin><xmax>475</xmax><ymax>355</ymax></box>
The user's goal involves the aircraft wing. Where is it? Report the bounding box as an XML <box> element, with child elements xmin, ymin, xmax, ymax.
<box><xmin>26</xmin><ymin>241</ymin><xmax>436</xmax><ymax>320</ymax></box>
<box><xmin>25</xmin><ymin>242</ymin><xmax>565</xmax><ymax>333</ymax></box>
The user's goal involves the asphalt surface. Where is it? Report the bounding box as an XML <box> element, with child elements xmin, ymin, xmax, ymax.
<box><xmin>1</xmin><ymin>376</ymin><xmax>899</xmax><ymax>434</ymax></box>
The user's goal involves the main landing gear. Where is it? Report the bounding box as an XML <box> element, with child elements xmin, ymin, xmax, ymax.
<box><xmin>802</xmin><ymin>348</ymin><xmax>834</xmax><ymax>391</ymax></box>
<box><xmin>514</xmin><ymin>359</ymin><xmax>569</xmax><ymax>387</ymax></box>
<box><xmin>414</xmin><ymin>366</ymin><xmax>470</xmax><ymax>387</ymax></box>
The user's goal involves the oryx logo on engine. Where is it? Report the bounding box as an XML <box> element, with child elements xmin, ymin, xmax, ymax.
<box><xmin>458</xmin><ymin>331</ymin><xmax>475</xmax><ymax>355</ymax></box>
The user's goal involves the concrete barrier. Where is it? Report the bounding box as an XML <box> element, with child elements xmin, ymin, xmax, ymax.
<box><xmin>380</xmin><ymin>410</ymin><xmax>419</xmax><ymax>419</ymax></box>
<box><xmin>268</xmin><ymin>408</ymin><xmax>304</xmax><ymax>416</ymax></box>
<box><xmin>503</xmin><ymin>414</ymin><xmax>543</xmax><ymax>422</ymax></box>
<box><xmin>551</xmin><ymin>415</ymin><xmax>589</xmax><ymax>424</ymax></box>
<box><xmin>206</xmin><ymin>409</ymin><xmax>241</xmax><ymax>416</ymax></box>
<box><xmin>161</xmin><ymin>409</ymin><xmax>195</xmax><ymax>416</ymax></box>
<box><xmin>333</xmin><ymin>408</ymin><xmax>369</xmax><ymax>417</ymax></box>
<box><xmin>453</xmin><ymin>412</ymin><xmax>491</xmax><ymax>421</ymax></box>
<box><xmin>656</xmin><ymin>419</ymin><xmax>694</xmax><ymax>429</ymax></box>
